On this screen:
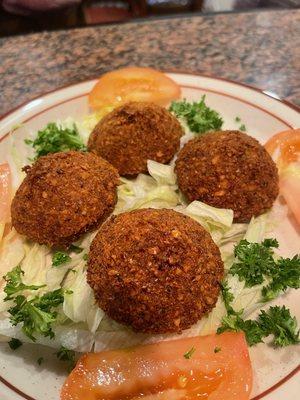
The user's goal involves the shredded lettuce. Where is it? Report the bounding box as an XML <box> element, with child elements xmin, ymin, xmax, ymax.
<box><xmin>62</xmin><ymin>264</ymin><xmax>104</xmax><ymax>333</ymax></box>
<box><xmin>147</xmin><ymin>160</ymin><xmax>177</xmax><ymax>185</ymax></box>
<box><xmin>0</xmin><ymin>317</ymin><xmax>94</xmax><ymax>352</ymax></box>
<box><xmin>177</xmin><ymin>200</ymin><xmax>234</xmax><ymax>244</ymax></box>
<box><xmin>244</xmin><ymin>213</ymin><xmax>270</xmax><ymax>243</ymax></box>
<box><xmin>115</xmin><ymin>173</ymin><xmax>180</xmax><ymax>213</ymax></box>
<box><xmin>80</xmin><ymin>107</ymin><xmax>114</xmax><ymax>132</ymax></box>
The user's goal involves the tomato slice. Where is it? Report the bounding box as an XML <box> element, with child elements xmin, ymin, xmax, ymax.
<box><xmin>61</xmin><ymin>332</ymin><xmax>252</xmax><ymax>400</ymax></box>
<box><xmin>280</xmin><ymin>163</ymin><xmax>300</xmax><ymax>225</ymax></box>
<box><xmin>0</xmin><ymin>163</ymin><xmax>11</xmax><ymax>222</ymax></box>
<box><xmin>88</xmin><ymin>67</ymin><xmax>181</xmax><ymax>110</ymax></box>
<box><xmin>0</xmin><ymin>163</ymin><xmax>12</xmax><ymax>241</ymax></box>
<box><xmin>264</xmin><ymin>129</ymin><xmax>300</xmax><ymax>225</ymax></box>
<box><xmin>265</xmin><ymin>129</ymin><xmax>300</xmax><ymax>166</ymax></box>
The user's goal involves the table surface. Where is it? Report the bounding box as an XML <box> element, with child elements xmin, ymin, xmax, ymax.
<box><xmin>0</xmin><ymin>9</ymin><xmax>299</xmax><ymax>117</ymax></box>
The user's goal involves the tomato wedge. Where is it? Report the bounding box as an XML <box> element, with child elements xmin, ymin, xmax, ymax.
<box><xmin>61</xmin><ymin>332</ymin><xmax>252</xmax><ymax>400</ymax></box>
<box><xmin>265</xmin><ymin>128</ymin><xmax>300</xmax><ymax>168</ymax></box>
<box><xmin>264</xmin><ymin>129</ymin><xmax>300</xmax><ymax>224</ymax></box>
<box><xmin>280</xmin><ymin>163</ymin><xmax>300</xmax><ymax>225</ymax></box>
<box><xmin>0</xmin><ymin>163</ymin><xmax>12</xmax><ymax>242</ymax></box>
<box><xmin>89</xmin><ymin>67</ymin><xmax>181</xmax><ymax>110</ymax></box>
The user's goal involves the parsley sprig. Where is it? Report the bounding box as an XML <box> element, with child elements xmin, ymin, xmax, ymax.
<box><xmin>3</xmin><ymin>266</ymin><xmax>64</xmax><ymax>341</ymax></box>
<box><xmin>4</xmin><ymin>265</ymin><xmax>45</xmax><ymax>300</ymax></box>
<box><xmin>230</xmin><ymin>239</ymin><xmax>300</xmax><ymax>301</ymax></box>
<box><xmin>25</xmin><ymin>122</ymin><xmax>86</xmax><ymax>159</ymax></box>
<box><xmin>8</xmin><ymin>289</ymin><xmax>64</xmax><ymax>341</ymax></box>
<box><xmin>218</xmin><ymin>282</ymin><xmax>300</xmax><ymax>347</ymax></box>
<box><xmin>169</xmin><ymin>96</ymin><xmax>223</xmax><ymax>134</ymax></box>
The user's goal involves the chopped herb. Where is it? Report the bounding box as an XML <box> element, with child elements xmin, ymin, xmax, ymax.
<box><xmin>218</xmin><ymin>282</ymin><xmax>299</xmax><ymax>347</ymax></box>
<box><xmin>230</xmin><ymin>239</ymin><xmax>278</xmax><ymax>287</ymax></box>
<box><xmin>37</xmin><ymin>357</ymin><xmax>44</xmax><ymax>365</ymax></box>
<box><xmin>218</xmin><ymin>312</ymin><xmax>265</xmax><ymax>346</ymax></box>
<box><xmin>214</xmin><ymin>346</ymin><xmax>221</xmax><ymax>353</ymax></box>
<box><xmin>25</xmin><ymin>122</ymin><xmax>86</xmax><ymax>159</ymax></box>
<box><xmin>65</xmin><ymin>290</ymin><xmax>73</xmax><ymax>295</ymax></box>
<box><xmin>183</xmin><ymin>346</ymin><xmax>196</xmax><ymax>359</ymax></box>
<box><xmin>83</xmin><ymin>254</ymin><xmax>88</xmax><ymax>261</ymax></box>
<box><xmin>56</xmin><ymin>346</ymin><xmax>76</xmax><ymax>370</ymax></box>
<box><xmin>52</xmin><ymin>252</ymin><xmax>71</xmax><ymax>267</ymax></box>
<box><xmin>258</xmin><ymin>306</ymin><xmax>300</xmax><ymax>347</ymax></box>
<box><xmin>8</xmin><ymin>289</ymin><xmax>64</xmax><ymax>341</ymax></box>
<box><xmin>69</xmin><ymin>244</ymin><xmax>83</xmax><ymax>254</ymax></box>
<box><xmin>169</xmin><ymin>96</ymin><xmax>223</xmax><ymax>134</ymax></box>
<box><xmin>3</xmin><ymin>265</ymin><xmax>45</xmax><ymax>301</ymax></box>
<box><xmin>220</xmin><ymin>281</ymin><xmax>235</xmax><ymax>313</ymax></box>
<box><xmin>8</xmin><ymin>338</ymin><xmax>22</xmax><ymax>350</ymax></box>
<box><xmin>229</xmin><ymin>239</ymin><xmax>300</xmax><ymax>301</ymax></box>
<box><xmin>261</xmin><ymin>255</ymin><xmax>300</xmax><ymax>301</ymax></box>
<box><xmin>234</xmin><ymin>116</ymin><xmax>246</xmax><ymax>131</ymax></box>
<box><xmin>56</xmin><ymin>346</ymin><xmax>75</xmax><ymax>362</ymax></box>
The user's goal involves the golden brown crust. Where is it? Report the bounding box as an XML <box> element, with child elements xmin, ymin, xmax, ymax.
<box><xmin>88</xmin><ymin>102</ymin><xmax>183</xmax><ymax>176</ymax></box>
<box><xmin>175</xmin><ymin>131</ymin><xmax>279</xmax><ymax>222</ymax></box>
<box><xmin>87</xmin><ymin>208</ymin><xmax>223</xmax><ymax>334</ymax></box>
<box><xmin>11</xmin><ymin>151</ymin><xmax>119</xmax><ymax>247</ymax></box>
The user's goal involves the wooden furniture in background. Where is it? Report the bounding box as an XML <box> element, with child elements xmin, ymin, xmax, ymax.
<box><xmin>0</xmin><ymin>0</ymin><xmax>204</xmax><ymax>36</ymax></box>
<box><xmin>81</xmin><ymin>0</ymin><xmax>204</xmax><ymax>25</ymax></box>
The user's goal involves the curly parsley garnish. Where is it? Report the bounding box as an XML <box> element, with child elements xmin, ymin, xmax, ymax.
<box><xmin>3</xmin><ymin>266</ymin><xmax>64</xmax><ymax>341</ymax></box>
<box><xmin>8</xmin><ymin>289</ymin><xmax>64</xmax><ymax>341</ymax></box>
<box><xmin>169</xmin><ymin>96</ymin><xmax>223</xmax><ymax>134</ymax></box>
<box><xmin>230</xmin><ymin>239</ymin><xmax>300</xmax><ymax>301</ymax></box>
<box><xmin>218</xmin><ymin>281</ymin><xmax>300</xmax><ymax>347</ymax></box>
<box><xmin>4</xmin><ymin>265</ymin><xmax>45</xmax><ymax>300</ymax></box>
<box><xmin>25</xmin><ymin>122</ymin><xmax>86</xmax><ymax>159</ymax></box>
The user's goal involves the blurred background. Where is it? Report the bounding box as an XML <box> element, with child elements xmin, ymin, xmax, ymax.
<box><xmin>0</xmin><ymin>0</ymin><xmax>299</xmax><ymax>37</ymax></box>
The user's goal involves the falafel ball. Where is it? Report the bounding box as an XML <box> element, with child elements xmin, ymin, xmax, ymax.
<box><xmin>175</xmin><ymin>130</ymin><xmax>279</xmax><ymax>222</ymax></box>
<box><xmin>11</xmin><ymin>151</ymin><xmax>119</xmax><ymax>247</ymax></box>
<box><xmin>88</xmin><ymin>102</ymin><xmax>184</xmax><ymax>176</ymax></box>
<box><xmin>87</xmin><ymin>208</ymin><xmax>223</xmax><ymax>334</ymax></box>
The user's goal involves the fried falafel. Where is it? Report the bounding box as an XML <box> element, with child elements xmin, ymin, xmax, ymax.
<box><xmin>88</xmin><ymin>102</ymin><xmax>184</xmax><ymax>176</ymax></box>
<box><xmin>175</xmin><ymin>130</ymin><xmax>279</xmax><ymax>222</ymax></box>
<box><xmin>11</xmin><ymin>151</ymin><xmax>119</xmax><ymax>247</ymax></box>
<box><xmin>87</xmin><ymin>208</ymin><xmax>223</xmax><ymax>334</ymax></box>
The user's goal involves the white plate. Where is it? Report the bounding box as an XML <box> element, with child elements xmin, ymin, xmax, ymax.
<box><xmin>0</xmin><ymin>73</ymin><xmax>299</xmax><ymax>400</ymax></box>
